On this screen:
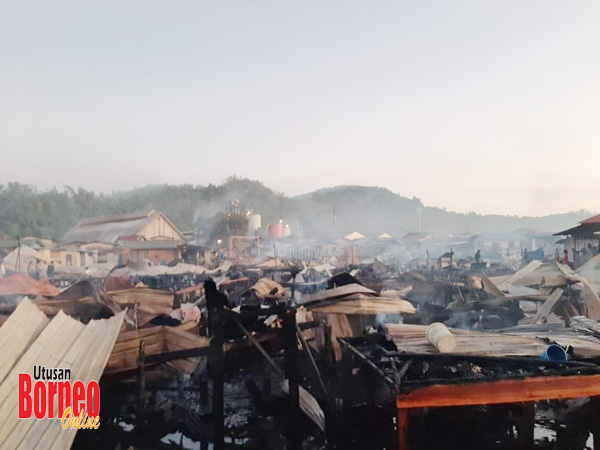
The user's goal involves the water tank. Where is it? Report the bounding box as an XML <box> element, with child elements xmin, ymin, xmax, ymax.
<box><xmin>283</xmin><ymin>224</ymin><xmax>291</xmax><ymax>237</ymax></box>
<box><xmin>247</xmin><ymin>214</ymin><xmax>262</xmax><ymax>233</ymax></box>
<box><xmin>267</xmin><ymin>223</ymin><xmax>284</xmax><ymax>238</ymax></box>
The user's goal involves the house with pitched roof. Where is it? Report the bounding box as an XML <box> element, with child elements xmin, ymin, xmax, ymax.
<box><xmin>61</xmin><ymin>210</ymin><xmax>185</xmax><ymax>245</ymax></box>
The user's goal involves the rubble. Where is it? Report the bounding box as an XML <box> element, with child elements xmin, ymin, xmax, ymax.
<box><xmin>4</xmin><ymin>209</ymin><xmax>600</xmax><ymax>449</ymax></box>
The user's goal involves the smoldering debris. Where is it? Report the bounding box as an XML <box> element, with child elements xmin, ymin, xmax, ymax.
<box><xmin>5</xmin><ymin>212</ymin><xmax>600</xmax><ymax>450</ymax></box>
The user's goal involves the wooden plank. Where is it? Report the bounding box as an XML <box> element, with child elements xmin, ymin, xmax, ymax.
<box><xmin>313</xmin><ymin>312</ymin><xmax>353</xmax><ymax>361</ymax></box>
<box><xmin>395</xmin><ymin>374</ymin><xmax>600</xmax><ymax>409</ymax></box>
<box><xmin>502</xmin><ymin>261</ymin><xmax>544</xmax><ymax>287</ymax></box>
<box><xmin>163</xmin><ymin>326</ymin><xmax>209</xmax><ymax>347</ymax></box>
<box><xmin>581</xmin><ymin>280</ymin><xmax>600</xmax><ymax>321</ymax></box>
<box><xmin>310</xmin><ymin>297</ymin><xmax>415</xmax><ymax>315</ymax></box>
<box><xmin>308</xmin><ymin>283</ymin><xmax>376</xmax><ymax>303</ymax></box>
<box><xmin>112</xmin><ymin>334</ymin><xmax>164</xmax><ymax>354</ymax></box>
<box><xmin>115</xmin><ymin>326</ymin><xmax>165</xmax><ymax>343</ymax></box>
<box><xmin>176</xmin><ymin>321</ymin><xmax>198</xmax><ymax>333</ymax></box>
<box><xmin>528</xmin><ymin>288</ymin><xmax>564</xmax><ymax>324</ymax></box>
<box><xmin>143</xmin><ymin>345</ymin><xmax>212</xmax><ymax>364</ymax></box>
<box><xmin>168</xmin><ymin>359</ymin><xmax>199</xmax><ymax>374</ymax></box>
<box><xmin>386</xmin><ymin>324</ymin><xmax>549</xmax><ymax>358</ymax></box>
<box><xmin>107</xmin><ymin>340</ymin><xmax>167</xmax><ymax>371</ymax></box>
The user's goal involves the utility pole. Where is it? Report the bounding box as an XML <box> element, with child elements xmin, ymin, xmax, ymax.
<box><xmin>333</xmin><ymin>205</ymin><xmax>337</xmax><ymax>235</ymax></box>
<box><xmin>16</xmin><ymin>235</ymin><xmax>21</xmax><ymax>273</ymax></box>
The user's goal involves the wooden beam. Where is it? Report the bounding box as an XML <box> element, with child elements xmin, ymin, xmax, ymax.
<box><xmin>397</xmin><ymin>408</ymin><xmax>408</xmax><ymax>450</ymax></box>
<box><xmin>591</xmin><ymin>396</ymin><xmax>600</xmax><ymax>450</ymax></box>
<box><xmin>528</xmin><ymin>288</ymin><xmax>564</xmax><ymax>324</ymax></box>
<box><xmin>206</xmin><ymin>279</ymin><xmax>225</xmax><ymax>450</ymax></box>
<box><xmin>137</xmin><ymin>341</ymin><xmax>145</xmax><ymax>428</ymax></box>
<box><xmin>283</xmin><ymin>306</ymin><xmax>301</xmax><ymax>450</ymax></box>
<box><xmin>515</xmin><ymin>403</ymin><xmax>534</xmax><ymax>450</ymax></box>
<box><xmin>396</xmin><ymin>374</ymin><xmax>600</xmax><ymax>409</ymax></box>
<box><xmin>143</xmin><ymin>345</ymin><xmax>212</xmax><ymax>365</ymax></box>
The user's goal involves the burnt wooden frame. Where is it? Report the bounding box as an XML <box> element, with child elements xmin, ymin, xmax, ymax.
<box><xmin>338</xmin><ymin>338</ymin><xmax>600</xmax><ymax>450</ymax></box>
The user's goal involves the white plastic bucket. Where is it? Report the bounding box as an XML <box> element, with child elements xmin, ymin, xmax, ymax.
<box><xmin>426</xmin><ymin>322</ymin><xmax>457</xmax><ymax>353</ymax></box>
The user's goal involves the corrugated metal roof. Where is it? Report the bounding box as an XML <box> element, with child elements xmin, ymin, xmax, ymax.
<box><xmin>62</xmin><ymin>213</ymin><xmax>155</xmax><ymax>244</ymax></box>
<box><xmin>581</xmin><ymin>214</ymin><xmax>600</xmax><ymax>225</ymax></box>
<box><xmin>0</xmin><ymin>299</ymin><xmax>125</xmax><ymax>448</ymax></box>
<box><xmin>120</xmin><ymin>240</ymin><xmax>180</xmax><ymax>250</ymax></box>
<box><xmin>555</xmin><ymin>223</ymin><xmax>600</xmax><ymax>237</ymax></box>
<box><xmin>62</xmin><ymin>211</ymin><xmax>184</xmax><ymax>244</ymax></box>
<box><xmin>79</xmin><ymin>211</ymin><xmax>154</xmax><ymax>226</ymax></box>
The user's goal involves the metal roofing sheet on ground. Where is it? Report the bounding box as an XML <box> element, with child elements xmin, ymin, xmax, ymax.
<box><xmin>0</xmin><ymin>298</ymin><xmax>125</xmax><ymax>449</ymax></box>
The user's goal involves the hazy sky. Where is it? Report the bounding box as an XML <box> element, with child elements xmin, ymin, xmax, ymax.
<box><xmin>1</xmin><ymin>1</ymin><xmax>599</xmax><ymax>216</ymax></box>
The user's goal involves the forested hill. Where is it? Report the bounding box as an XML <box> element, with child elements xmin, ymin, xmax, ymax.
<box><xmin>0</xmin><ymin>178</ymin><xmax>592</xmax><ymax>239</ymax></box>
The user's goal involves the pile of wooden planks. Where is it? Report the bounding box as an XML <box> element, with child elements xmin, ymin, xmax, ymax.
<box><xmin>106</xmin><ymin>322</ymin><xmax>209</xmax><ymax>375</ymax></box>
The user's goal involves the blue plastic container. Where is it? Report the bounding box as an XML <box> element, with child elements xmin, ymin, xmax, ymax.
<box><xmin>541</xmin><ymin>344</ymin><xmax>567</xmax><ymax>361</ymax></box>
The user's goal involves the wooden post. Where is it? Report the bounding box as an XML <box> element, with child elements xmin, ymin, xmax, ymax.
<box><xmin>397</xmin><ymin>407</ymin><xmax>408</xmax><ymax>450</ymax></box>
<box><xmin>365</xmin><ymin>365</ymin><xmax>378</xmax><ymax>444</ymax></box>
<box><xmin>592</xmin><ymin>396</ymin><xmax>600</xmax><ymax>450</ymax></box>
<box><xmin>137</xmin><ymin>341</ymin><xmax>145</xmax><ymax>428</ymax></box>
<box><xmin>262</xmin><ymin>360</ymin><xmax>272</xmax><ymax>397</ymax></box>
<box><xmin>323</xmin><ymin>324</ymin><xmax>334</xmax><ymax>387</ymax></box>
<box><xmin>282</xmin><ymin>305</ymin><xmax>300</xmax><ymax>450</ymax></box>
<box><xmin>205</xmin><ymin>279</ymin><xmax>226</xmax><ymax>450</ymax></box>
<box><xmin>516</xmin><ymin>403</ymin><xmax>534</xmax><ymax>450</ymax></box>
<box><xmin>341</xmin><ymin>344</ymin><xmax>354</xmax><ymax>447</ymax></box>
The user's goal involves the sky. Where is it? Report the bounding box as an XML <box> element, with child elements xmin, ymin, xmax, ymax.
<box><xmin>1</xmin><ymin>1</ymin><xmax>600</xmax><ymax>217</ymax></box>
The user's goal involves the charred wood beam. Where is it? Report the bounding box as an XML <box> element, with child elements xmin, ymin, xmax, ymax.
<box><xmin>282</xmin><ymin>305</ymin><xmax>301</xmax><ymax>450</ymax></box>
<box><xmin>205</xmin><ymin>278</ymin><xmax>225</xmax><ymax>450</ymax></box>
<box><xmin>143</xmin><ymin>346</ymin><xmax>212</xmax><ymax>365</ymax></box>
<box><xmin>515</xmin><ymin>402</ymin><xmax>534</xmax><ymax>450</ymax></box>
<box><xmin>378</xmin><ymin>349</ymin><xmax>600</xmax><ymax>369</ymax></box>
<box><xmin>323</xmin><ymin>324</ymin><xmax>335</xmax><ymax>384</ymax></box>
<box><xmin>298</xmin><ymin>320</ymin><xmax>325</xmax><ymax>331</ymax></box>
<box><xmin>591</xmin><ymin>396</ymin><xmax>600</xmax><ymax>450</ymax></box>
<box><xmin>296</xmin><ymin>325</ymin><xmax>330</xmax><ymax>404</ymax></box>
<box><xmin>228</xmin><ymin>309</ymin><xmax>282</xmax><ymax>375</ymax></box>
<box><xmin>396</xmin><ymin>366</ymin><xmax>600</xmax><ymax>390</ymax></box>
<box><xmin>338</xmin><ymin>338</ymin><xmax>396</xmax><ymax>388</ymax></box>
<box><xmin>137</xmin><ymin>341</ymin><xmax>145</xmax><ymax>428</ymax></box>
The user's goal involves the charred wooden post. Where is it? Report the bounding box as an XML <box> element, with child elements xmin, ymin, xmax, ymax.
<box><xmin>282</xmin><ymin>305</ymin><xmax>301</xmax><ymax>450</ymax></box>
<box><xmin>297</xmin><ymin>325</ymin><xmax>335</xmax><ymax>446</ymax></box>
<box><xmin>364</xmin><ymin>362</ymin><xmax>378</xmax><ymax>443</ymax></box>
<box><xmin>515</xmin><ymin>403</ymin><xmax>534</xmax><ymax>450</ymax></box>
<box><xmin>341</xmin><ymin>344</ymin><xmax>354</xmax><ymax>447</ymax></box>
<box><xmin>323</xmin><ymin>323</ymin><xmax>334</xmax><ymax>384</ymax></box>
<box><xmin>205</xmin><ymin>278</ymin><xmax>226</xmax><ymax>450</ymax></box>
<box><xmin>592</xmin><ymin>396</ymin><xmax>600</xmax><ymax>450</ymax></box>
<box><xmin>262</xmin><ymin>360</ymin><xmax>272</xmax><ymax>397</ymax></box>
<box><xmin>137</xmin><ymin>341</ymin><xmax>145</xmax><ymax>428</ymax></box>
